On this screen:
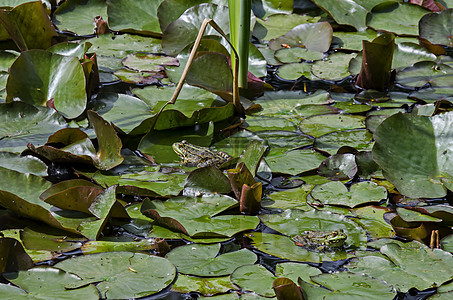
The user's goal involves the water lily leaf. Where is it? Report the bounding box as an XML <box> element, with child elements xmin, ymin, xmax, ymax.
<box><xmin>268</xmin><ymin>22</ymin><xmax>332</xmax><ymax>52</ymax></box>
<box><xmin>0</xmin><ymin>237</ymin><xmax>34</xmax><ymax>273</ymax></box>
<box><xmin>311</xmin><ymin>0</ymin><xmax>380</xmax><ymax>31</ymax></box>
<box><xmin>311</xmin><ymin>181</ymin><xmax>387</xmax><ymax>208</ymax></box>
<box><xmin>396</xmin><ymin>61</ymin><xmax>453</xmax><ymax>88</ymax></box>
<box><xmin>276</xmin><ymin>62</ymin><xmax>313</xmax><ymax>80</ymax></box>
<box><xmin>166</xmin><ymin>243</ymin><xmax>257</xmax><ymax>276</ymax></box>
<box><xmin>246</xmin><ymin>115</ymin><xmax>297</xmax><ymax>131</ymax></box>
<box><xmin>419</xmin><ymin>8</ymin><xmax>453</xmax><ymax>46</ymax></box>
<box><xmin>185</xmin><ymin>166</ymin><xmax>232</xmax><ymax>196</ymax></box>
<box><xmin>162</xmin><ymin>3</ymin><xmax>230</xmax><ymax>56</ymax></box>
<box><xmin>53</xmin><ymin>0</ymin><xmax>107</xmax><ymax>35</ymax></box>
<box><xmin>0</xmin><ymin>1</ymin><xmax>57</xmax><ymax>50</ymax></box>
<box><xmin>88</xmin><ymin>33</ymin><xmax>162</xmax><ymax>58</ymax></box>
<box><xmin>423</xmin><ymin>205</ymin><xmax>453</xmax><ymax>226</ymax></box>
<box><xmin>367</xmin><ymin>2</ymin><xmax>430</xmax><ymax>36</ymax></box>
<box><xmin>6</xmin><ymin>50</ymin><xmax>87</xmax><ymax>119</ymax></box>
<box><xmin>186</xmin><ymin>52</ymin><xmax>233</xmax><ymax>97</ymax></box>
<box><xmin>0</xmin><ymin>101</ymin><xmax>67</xmax><ymax>153</ymax></box>
<box><xmin>231</xmin><ymin>264</ymin><xmax>275</xmax><ymax>297</ymax></box>
<box><xmin>262</xmin><ymin>185</ymin><xmax>313</xmax><ymax>211</ymax></box>
<box><xmin>20</xmin><ymin>227</ymin><xmax>85</xmax><ymax>253</ymax></box>
<box><xmin>265</xmin><ymin>149</ymin><xmax>326</xmax><ymax>175</ymax></box>
<box><xmin>87</xmin><ymin>110</ymin><xmax>124</xmax><ymax>170</ymax></box>
<box><xmin>352</xmin><ymin>206</ymin><xmax>395</xmax><ymax>239</ymax></box>
<box><xmin>373</xmin><ymin>112</ymin><xmax>453</xmax><ymax>198</ymax></box>
<box><xmin>275</xmin><ymin>47</ymin><xmax>325</xmax><ymax>63</ymax></box>
<box><xmin>275</xmin><ymin>262</ymin><xmax>322</xmax><ymax>284</ymax></box>
<box><xmin>332</xmin><ymin>29</ymin><xmax>379</xmax><ymax>51</ymax></box>
<box><xmin>238</xmin><ymin>140</ymin><xmax>268</xmax><ymax>176</ymax></box>
<box><xmin>347</xmin><ymin>240</ymin><xmax>453</xmax><ymax>291</ymax></box>
<box><xmin>48</xmin><ymin>41</ymin><xmax>92</xmax><ymax>59</ymax></box>
<box><xmin>260</xmin><ymin>209</ymin><xmax>368</xmax><ymax>249</ymax></box>
<box><xmin>396</xmin><ymin>207</ymin><xmax>443</xmax><ymax>223</ymax></box>
<box><xmin>3</xmin><ymin>267</ymin><xmax>99</xmax><ymax>299</ymax></box>
<box><xmin>113</xmin><ymin>69</ymin><xmax>163</xmax><ymax>85</ymax></box>
<box><xmin>299</xmin><ymin>114</ymin><xmax>365</xmax><ymax>138</ymax></box>
<box><xmin>256</xmin><ymin>131</ymin><xmax>313</xmax><ymax>153</ymax></box>
<box><xmin>441</xmin><ymin>234</ymin><xmax>453</xmax><ymax>253</ymax></box>
<box><xmin>0</xmin><ymin>152</ymin><xmax>47</xmax><ymax>176</ymax></box>
<box><xmin>172</xmin><ymin>274</ymin><xmax>236</xmax><ymax>296</ymax></box>
<box><xmin>255</xmin><ymin>0</ymin><xmax>294</xmax><ymax>18</ymax></box>
<box><xmin>392</xmin><ymin>42</ymin><xmax>436</xmax><ymax>70</ymax></box>
<box><xmin>106</xmin><ymin>0</ymin><xmax>163</xmax><ymax>36</ymax></box>
<box><xmin>256</xmin><ymin>13</ymin><xmax>320</xmax><ymax>41</ymax></box>
<box><xmin>311</xmin><ymin>52</ymin><xmax>356</xmax><ymax>81</ymax></box>
<box><xmin>314</xmin><ymin>129</ymin><xmax>374</xmax><ymax>154</ymax></box>
<box><xmin>301</xmin><ymin>272</ymin><xmax>396</xmax><ymax>299</ymax></box>
<box><xmin>55</xmin><ymin>252</ymin><xmax>176</xmax><ymax>299</ymax></box>
<box><xmin>318</xmin><ymin>153</ymin><xmax>357</xmax><ymax>180</ymax></box>
<box><xmin>122</xmin><ymin>53</ymin><xmax>178</xmax><ymax>72</ymax></box>
<box><xmin>81</xmin><ymin>238</ymin><xmax>158</xmax><ymax>254</ymax></box>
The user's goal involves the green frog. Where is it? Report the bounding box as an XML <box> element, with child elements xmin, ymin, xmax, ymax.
<box><xmin>172</xmin><ymin>140</ymin><xmax>232</xmax><ymax>168</ymax></box>
<box><xmin>293</xmin><ymin>229</ymin><xmax>347</xmax><ymax>251</ymax></box>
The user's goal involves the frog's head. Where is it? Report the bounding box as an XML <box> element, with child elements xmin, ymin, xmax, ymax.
<box><xmin>172</xmin><ymin>140</ymin><xmax>188</xmax><ymax>158</ymax></box>
<box><xmin>324</xmin><ymin>229</ymin><xmax>347</xmax><ymax>248</ymax></box>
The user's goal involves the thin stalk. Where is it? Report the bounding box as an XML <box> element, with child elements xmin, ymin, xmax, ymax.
<box><xmin>229</xmin><ymin>0</ymin><xmax>250</xmax><ymax>89</ymax></box>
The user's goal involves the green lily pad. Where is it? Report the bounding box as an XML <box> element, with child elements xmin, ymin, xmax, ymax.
<box><xmin>311</xmin><ymin>52</ymin><xmax>356</xmax><ymax>81</ymax></box>
<box><xmin>311</xmin><ymin>181</ymin><xmax>388</xmax><ymax>208</ymax></box>
<box><xmin>172</xmin><ymin>274</ymin><xmax>237</xmax><ymax>296</ymax></box>
<box><xmin>268</xmin><ymin>22</ymin><xmax>333</xmax><ymax>52</ymax></box>
<box><xmin>6</xmin><ymin>50</ymin><xmax>87</xmax><ymax>119</ymax></box>
<box><xmin>87</xmin><ymin>33</ymin><xmax>162</xmax><ymax>58</ymax></box>
<box><xmin>419</xmin><ymin>8</ymin><xmax>453</xmax><ymax>46</ymax></box>
<box><xmin>265</xmin><ymin>149</ymin><xmax>326</xmax><ymax>175</ymax></box>
<box><xmin>246</xmin><ymin>232</ymin><xmax>350</xmax><ymax>263</ymax></box>
<box><xmin>166</xmin><ymin>243</ymin><xmax>257</xmax><ymax>276</ymax></box>
<box><xmin>373</xmin><ymin>112</ymin><xmax>453</xmax><ymax>198</ymax></box>
<box><xmin>0</xmin><ymin>152</ymin><xmax>47</xmax><ymax>176</ymax></box>
<box><xmin>0</xmin><ymin>236</ymin><xmax>34</xmax><ymax>273</ymax></box>
<box><xmin>256</xmin><ymin>13</ymin><xmax>320</xmax><ymax>41</ymax></box>
<box><xmin>162</xmin><ymin>3</ymin><xmax>230</xmax><ymax>56</ymax></box>
<box><xmin>275</xmin><ymin>262</ymin><xmax>322</xmax><ymax>284</ymax></box>
<box><xmin>185</xmin><ymin>166</ymin><xmax>232</xmax><ymax>196</ymax></box>
<box><xmin>367</xmin><ymin>2</ymin><xmax>430</xmax><ymax>36</ymax></box>
<box><xmin>53</xmin><ymin>0</ymin><xmax>107</xmax><ymax>35</ymax></box>
<box><xmin>81</xmin><ymin>238</ymin><xmax>158</xmax><ymax>254</ymax></box>
<box><xmin>48</xmin><ymin>41</ymin><xmax>92</xmax><ymax>59</ymax></box>
<box><xmin>3</xmin><ymin>267</ymin><xmax>99</xmax><ymax>299</ymax></box>
<box><xmin>299</xmin><ymin>114</ymin><xmax>365</xmax><ymax>137</ymax></box>
<box><xmin>314</xmin><ymin>129</ymin><xmax>374</xmax><ymax>154</ymax></box>
<box><xmin>256</xmin><ymin>131</ymin><xmax>313</xmax><ymax>153</ymax></box>
<box><xmin>396</xmin><ymin>61</ymin><xmax>453</xmax><ymax>88</ymax></box>
<box><xmin>352</xmin><ymin>206</ymin><xmax>396</xmax><ymax>239</ymax></box>
<box><xmin>300</xmin><ymin>272</ymin><xmax>396</xmax><ymax>299</ymax></box>
<box><xmin>106</xmin><ymin>0</ymin><xmax>163</xmax><ymax>35</ymax></box>
<box><xmin>122</xmin><ymin>53</ymin><xmax>178</xmax><ymax>72</ymax></box>
<box><xmin>260</xmin><ymin>209</ymin><xmax>368</xmax><ymax>249</ymax></box>
<box><xmin>396</xmin><ymin>207</ymin><xmax>442</xmax><ymax>223</ymax></box>
<box><xmin>275</xmin><ymin>47</ymin><xmax>325</xmax><ymax>63</ymax></box>
<box><xmin>347</xmin><ymin>239</ymin><xmax>453</xmax><ymax>291</ymax></box>
<box><xmin>0</xmin><ymin>1</ymin><xmax>57</xmax><ymax>50</ymax></box>
<box><xmin>231</xmin><ymin>264</ymin><xmax>275</xmax><ymax>297</ymax></box>
<box><xmin>392</xmin><ymin>42</ymin><xmax>437</xmax><ymax>70</ymax></box>
<box><xmin>245</xmin><ymin>115</ymin><xmax>297</xmax><ymax>131</ymax></box>
<box><xmin>113</xmin><ymin>69</ymin><xmax>162</xmax><ymax>85</ymax></box>
<box><xmin>55</xmin><ymin>252</ymin><xmax>176</xmax><ymax>299</ymax></box>
<box><xmin>332</xmin><ymin>29</ymin><xmax>379</xmax><ymax>51</ymax></box>
<box><xmin>318</xmin><ymin>153</ymin><xmax>357</xmax><ymax>180</ymax></box>
<box><xmin>276</xmin><ymin>62</ymin><xmax>314</xmax><ymax>80</ymax></box>
<box><xmin>262</xmin><ymin>185</ymin><xmax>313</xmax><ymax>211</ymax></box>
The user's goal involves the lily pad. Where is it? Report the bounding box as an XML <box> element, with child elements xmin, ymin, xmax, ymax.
<box><xmin>276</xmin><ymin>62</ymin><xmax>314</xmax><ymax>80</ymax></box>
<box><xmin>260</xmin><ymin>209</ymin><xmax>368</xmax><ymax>249</ymax></box>
<box><xmin>265</xmin><ymin>149</ymin><xmax>326</xmax><ymax>175</ymax></box>
<box><xmin>373</xmin><ymin>112</ymin><xmax>453</xmax><ymax>198</ymax></box>
<box><xmin>395</xmin><ymin>61</ymin><xmax>453</xmax><ymax>88</ymax></box>
<box><xmin>3</xmin><ymin>267</ymin><xmax>99</xmax><ymax>299</ymax></box>
<box><xmin>419</xmin><ymin>8</ymin><xmax>453</xmax><ymax>46</ymax></box>
<box><xmin>275</xmin><ymin>47</ymin><xmax>325</xmax><ymax>63</ymax></box>
<box><xmin>0</xmin><ymin>152</ymin><xmax>47</xmax><ymax>176</ymax></box>
<box><xmin>318</xmin><ymin>153</ymin><xmax>358</xmax><ymax>180</ymax></box>
<box><xmin>299</xmin><ymin>114</ymin><xmax>365</xmax><ymax>137</ymax></box>
<box><xmin>311</xmin><ymin>52</ymin><xmax>356</xmax><ymax>81</ymax></box>
<box><xmin>6</xmin><ymin>50</ymin><xmax>87</xmax><ymax>119</ymax></box>
<box><xmin>268</xmin><ymin>22</ymin><xmax>333</xmax><ymax>52</ymax></box>
<box><xmin>166</xmin><ymin>243</ymin><xmax>257</xmax><ymax>276</ymax></box>
<box><xmin>231</xmin><ymin>264</ymin><xmax>275</xmax><ymax>297</ymax></box>
<box><xmin>311</xmin><ymin>181</ymin><xmax>388</xmax><ymax>208</ymax></box>
<box><xmin>55</xmin><ymin>252</ymin><xmax>176</xmax><ymax>299</ymax></box>
<box><xmin>256</xmin><ymin>13</ymin><xmax>320</xmax><ymax>41</ymax></box>
<box><xmin>172</xmin><ymin>274</ymin><xmax>237</xmax><ymax>296</ymax></box>
<box><xmin>314</xmin><ymin>129</ymin><xmax>374</xmax><ymax>154</ymax></box>
<box><xmin>53</xmin><ymin>0</ymin><xmax>107</xmax><ymax>35</ymax></box>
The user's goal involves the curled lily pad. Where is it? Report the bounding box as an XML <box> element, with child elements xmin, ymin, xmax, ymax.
<box><xmin>55</xmin><ymin>252</ymin><xmax>176</xmax><ymax>299</ymax></box>
<box><xmin>373</xmin><ymin>112</ymin><xmax>453</xmax><ymax>198</ymax></box>
<box><xmin>166</xmin><ymin>243</ymin><xmax>257</xmax><ymax>276</ymax></box>
<box><xmin>6</xmin><ymin>50</ymin><xmax>87</xmax><ymax>119</ymax></box>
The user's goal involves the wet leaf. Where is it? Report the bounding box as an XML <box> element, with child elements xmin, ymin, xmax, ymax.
<box><xmin>265</xmin><ymin>149</ymin><xmax>326</xmax><ymax>175</ymax></box>
<box><xmin>268</xmin><ymin>22</ymin><xmax>332</xmax><ymax>52</ymax></box>
<box><xmin>172</xmin><ymin>274</ymin><xmax>236</xmax><ymax>296</ymax></box>
<box><xmin>311</xmin><ymin>52</ymin><xmax>356</xmax><ymax>81</ymax></box>
<box><xmin>419</xmin><ymin>8</ymin><xmax>453</xmax><ymax>46</ymax></box>
<box><xmin>185</xmin><ymin>166</ymin><xmax>232</xmax><ymax>196</ymax></box>
<box><xmin>55</xmin><ymin>252</ymin><xmax>176</xmax><ymax>299</ymax></box>
<box><xmin>6</xmin><ymin>50</ymin><xmax>87</xmax><ymax>119</ymax></box>
<box><xmin>256</xmin><ymin>13</ymin><xmax>320</xmax><ymax>41</ymax></box>
<box><xmin>0</xmin><ymin>237</ymin><xmax>34</xmax><ymax>273</ymax></box>
<box><xmin>3</xmin><ymin>267</ymin><xmax>99</xmax><ymax>299</ymax></box>
<box><xmin>231</xmin><ymin>264</ymin><xmax>275</xmax><ymax>297</ymax></box>
<box><xmin>53</xmin><ymin>0</ymin><xmax>107</xmax><ymax>35</ymax></box>
<box><xmin>314</xmin><ymin>129</ymin><xmax>374</xmax><ymax>154</ymax></box>
<box><xmin>318</xmin><ymin>153</ymin><xmax>358</xmax><ymax>180</ymax></box>
<box><xmin>166</xmin><ymin>243</ymin><xmax>257</xmax><ymax>276</ymax></box>
<box><xmin>81</xmin><ymin>238</ymin><xmax>158</xmax><ymax>254</ymax></box>
<box><xmin>373</xmin><ymin>112</ymin><xmax>453</xmax><ymax>198</ymax></box>
<box><xmin>299</xmin><ymin>114</ymin><xmax>365</xmax><ymax>137</ymax></box>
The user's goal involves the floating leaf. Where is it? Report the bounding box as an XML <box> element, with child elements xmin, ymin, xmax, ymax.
<box><xmin>172</xmin><ymin>274</ymin><xmax>237</xmax><ymax>296</ymax></box>
<box><xmin>265</xmin><ymin>149</ymin><xmax>326</xmax><ymax>175</ymax></box>
<box><xmin>0</xmin><ymin>152</ymin><xmax>47</xmax><ymax>176</ymax></box>
<box><xmin>55</xmin><ymin>252</ymin><xmax>176</xmax><ymax>299</ymax></box>
<box><xmin>6</xmin><ymin>50</ymin><xmax>87</xmax><ymax>119</ymax></box>
<box><xmin>231</xmin><ymin>265</ymin><xmax>275</xmax><ymax>297</ymax></box>
<box><xmin>318</xmin><ymin>153</ymin><xmax>358</xmax><ymax>180</ymax></box>
<box><xmin>299</xmin><ymin>114</ymin><xmax>365</xmax><ymax>137</ymax></box>
<box><xmin>53</xmin><ymin>0</ymin><xmax>107</xmax><ymax>35</ymax></box>
<box><xmin>373</xmin><ymin>112</ymin><xmax>453</xmax><ymax>198</ymax></box>
<box><xmin>314</xmin><ymin>129</ymin><xmax>374</xmax><ymax>154</ymax></box>
<box><xmin>166</xmin><ymin>243</ymin><xmax>257</xmax><ymax>276</ymax></box>
<box><xmin>419</xmin><ymin>8</ymin><xmax>453</xmax><ymax>46</ymax></box>
<box><xmin>268</xmin><ymin>22</ymin><xmax>333</xmax><ymax>52</ymax></box>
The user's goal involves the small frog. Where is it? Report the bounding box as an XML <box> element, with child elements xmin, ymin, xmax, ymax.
<box><xmin>172</xmin><ymin>140</ymin><xmax>231</xmax><ymax>168</ymax></box>
<box><xmin>293</xmin><ymin>229</ymin><xmax>347</xmax><ymax>251</ymax></box>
